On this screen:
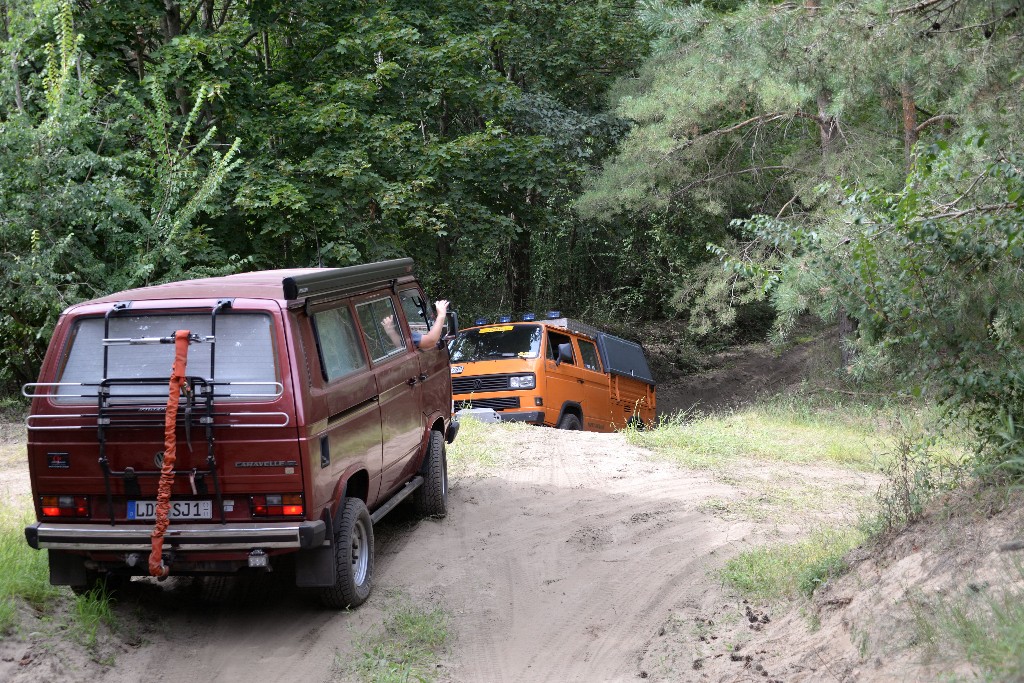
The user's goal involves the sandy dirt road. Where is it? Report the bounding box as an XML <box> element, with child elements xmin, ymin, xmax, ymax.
<box><xmin>3</xmin><ymin>409</ymin><xmax>879</xmax><ymax>683</ymax></box>
<box><xmin>86</xmin><ymin>427</ymin><xmax>755</xmax><ymax>683</ymax></box>
<box><xmin>2</xmin><ymin>422</ymin><xmax>790</xmax><ymax>683</ymax></box>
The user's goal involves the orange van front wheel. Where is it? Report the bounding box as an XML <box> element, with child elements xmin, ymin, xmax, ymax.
<box><xmin>557</xmin><ymin>414</ymin><xmax>582</xmax><ymax>430</ymax></box>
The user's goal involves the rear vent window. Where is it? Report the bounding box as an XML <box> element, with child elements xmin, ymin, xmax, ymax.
<box><xmin>56</xmin><ymin>313</ymin><xmax>279</xmax><ymax>403</ymax></box>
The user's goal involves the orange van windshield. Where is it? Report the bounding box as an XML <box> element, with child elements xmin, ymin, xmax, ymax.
<box><xmin>449</xmin><ymin>324</ymin><xmax>542</xmax><ymax>362</ymax></box>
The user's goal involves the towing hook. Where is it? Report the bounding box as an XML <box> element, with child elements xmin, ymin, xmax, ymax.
<box><xmin>155</xmin><ymin>551</ymin><xmax>175</xmax><ymax>580</ymax></box>
<box><xmin>156</xmin><ymin>560</ymin><xmax>171</xmax><ymax>580</ymax></box>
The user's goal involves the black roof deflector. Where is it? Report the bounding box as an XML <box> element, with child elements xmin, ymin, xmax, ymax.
<box><xmin>282</xmin><ymin>258</ymin><xmax>415</xmax><ymax>302</ymax></box>
<box><xmin>596</xmin><ymin>333</ymin><xmax>655</xmax><ymax>386</ymax></box>
<box><xmin>542</xmin><ymin>318</ymin><xmax>655</xmax><ymax>386</ymax></box>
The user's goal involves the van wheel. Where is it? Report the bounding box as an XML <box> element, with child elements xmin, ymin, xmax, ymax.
<box><xmin>627</xmin><ymin>415</ymin><xmax>646</xmax><ymax>431</ymax></box>
<box><xmin>557</xmin><ymin>413</ymin><xmax>582</xmax><ymax>430</ymax></box>
<box><xmin>414</xmin><ymin>430</ymin><xmax>448</xmax><ymax>518</ymax></box>
<box><xmin>320</xmin><ymin>498</ymin><xmax>374</xmax><ymax>609</ymax></box>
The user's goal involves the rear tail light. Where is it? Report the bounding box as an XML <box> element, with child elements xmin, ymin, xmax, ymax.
<box><xmin>250</xmin><ymin>493</ymin><xmax>304</xmax><ymax>517</ymax></box>
<box><xmin>40</xmin><ymin>495</ymin><xmax>90</xmax><ymax>518</ymax></box>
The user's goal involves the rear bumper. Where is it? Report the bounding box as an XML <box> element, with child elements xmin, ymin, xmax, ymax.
<box><xmin>25</xmin><ymin>520</ymin><xmax>326</xmax><ymax>552</ymax></box>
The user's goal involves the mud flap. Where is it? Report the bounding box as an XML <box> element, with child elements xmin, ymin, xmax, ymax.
<box><xmin>445</xmin><ymin>418</ymin><xmax>460</xmax><ymax>443</ymax></box>
<box><xmin>294</xmin><ymin>517</ymin><xmax>335</xmax><ymax>588</ymax></box>
<box><xmin>49</xmin><ymin>550</ymin><xmax>88</xmax><ymax>586</ymax></box>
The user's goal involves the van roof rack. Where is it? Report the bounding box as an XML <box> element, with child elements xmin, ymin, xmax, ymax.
<box><xmin>283</xmin><ymin>258</ymin><xmax>415</xmax><ymax>302</ymax></box>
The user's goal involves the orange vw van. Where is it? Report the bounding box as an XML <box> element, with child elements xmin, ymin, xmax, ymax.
<box><xmin>448</xmin><ymin>316</ymin><xmax>655</xmax><ymax>431</ymax></box>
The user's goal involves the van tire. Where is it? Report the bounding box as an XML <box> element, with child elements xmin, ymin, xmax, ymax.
<box><xmin>414</xmin><ymin>431</ymin><xmax>448</xmax><ymax>518</ymax></box>
<box><xmin>320</xmin><ymin>498</ymin><xmax>374</xmax><ymax>609</ymax></box>
<box><xmin>557</xmin><ymin>413</ymin><xmax>582</xmax><ymax>430</ymax></box>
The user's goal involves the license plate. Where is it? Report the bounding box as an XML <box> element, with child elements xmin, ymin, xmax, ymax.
<box><xmin>127</xmin><ymin>500</ymin><xmax>212</xmax><ymax>520</ymax></box>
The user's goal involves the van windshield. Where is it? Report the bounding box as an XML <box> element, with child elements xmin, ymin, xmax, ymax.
<box><xmin>55</xmin><ymin>313</ymin><xmax>279</xmax><ymax>404</ymax></box>
<box><xmin>449</xmin><ymin>324</ymin><xmax>542</xmax><ymax>362</ymax></box>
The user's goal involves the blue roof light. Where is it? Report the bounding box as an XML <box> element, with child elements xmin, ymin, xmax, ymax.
<box><xmin>522</xmin><ymin>313</ymin><xmax>536</xmax><ymax>321</ymax></box>
<box><xmin>498</xmin><ymin>315</ymin><xmax>512</xmax><ymax>324</ymax></box>
<box><xmin>546</xmin><ymin>310</ymin><xmax>561</xmax><ymax>319</ymax></box>
<box><xmin>474</xmin><ymin>317</ymin><xmax>488</xmax><ymax>326</ymax></box>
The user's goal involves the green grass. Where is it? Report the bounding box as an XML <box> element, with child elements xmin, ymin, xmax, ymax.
<box><xmin>447</xmin><ymin>416</ymin><xmax>535</xmax><ymax>474</ymax></box>
<box><xmin>0</xmin><ymin>440</ymin><xmax>26</xmax><ymax>469</ymax></box>
<box><xmin>915</xmin><ymin>567</ymin><xmax>1024</xmax><ymax>681</ymax></box>
<box><xmin>1</xmin><ymin>494</ymin><xmax>118</xmax><ymax>661</ymax></box>
<box><xmin>720</xmin><ymin>526</ymin><xmax>868</xmax><ymax>601</ymax></box>
<box><xmin>699</xmin><ymin>478</ymin><xmax>874</xmax><ymax>523</ymax></box>
<box><xmin>446</xmin><ymin>414</ymin><xmax>498</xmax><ymax>472</ymax></box>
<box><xmin>72</xmin><ymin>585</ymin><xmax>117</xmax><ymax>653</ymax></box>
<box><xmin>345</xmin><ymin>594</ymin><xmax>450</xmax><ymax>683</ymax></box>
<box><xmin>629</xmin><ymin>395</ymin><xmax>949</xmax><ymax>472</ymax></box>
<box><xmin>0</xmin><ymin>495</ymin><xmax>61</xmax><ymax>633</ymax></box>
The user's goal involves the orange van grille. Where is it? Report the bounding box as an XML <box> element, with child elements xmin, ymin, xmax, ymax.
<box><xmin>452</xmin><ymin>375</ymin><xmax>512</xmax><ymax>393</ymax></box>
<box><xmin>455</xmin><ymin>397</ymin><xmax>521</xmax><ymax>411</ymax></box>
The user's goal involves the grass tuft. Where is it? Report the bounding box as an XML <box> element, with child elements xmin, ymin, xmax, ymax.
<box><xmin>446</xmin><ymin>415</ymin><xmax>498</xmax><ymax>473</ymax></box>
<box><xmin>0</xmin><ymin>495</ymin><xmax>61</xmax><ymax>633</ymax></box>
<box><xmin>345</xmin><ymin>594</ymin><xmax>450</xmax><ymax>683</ymax></box>
<box><xmin>447</xmin><ymin>416</ymin><xmax>534</xmax><ymax>474</ymax></box>
<box><xmin>629</xmin><ymin>396</ymin><xmax>891</xmax><ymax>471</ymax></box>
<box><xmin>720</xmin><ymin>526</ymin><xmax>868</xmax><ymax>601</ymax></box>
<box><xmin>915</xmin><ymin>565</ymin><xmax>1024</xmax><ymax>681</ymax></box>
<box><xmin>72</xmin><ymin>586</ymin><xmax>117</xmax><ymax>652</ymax></box>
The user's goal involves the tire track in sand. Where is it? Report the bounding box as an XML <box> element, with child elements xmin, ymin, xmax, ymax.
<box><xmin>379</xmin><ymin>428</ymin><xmax>753</xmax><ymax>683</ymax></box>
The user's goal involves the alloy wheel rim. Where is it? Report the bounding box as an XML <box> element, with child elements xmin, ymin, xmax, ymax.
<box><xmin>351</xmin><ymin>518</ymin><xmax>369</xmax><ymax>585</ymax></box>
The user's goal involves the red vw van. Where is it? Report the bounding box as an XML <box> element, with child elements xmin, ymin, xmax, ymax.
<box><xmin>22</xmin><ymin>258</ymin><xmax>456</xmax><ymax>608</ymax></box>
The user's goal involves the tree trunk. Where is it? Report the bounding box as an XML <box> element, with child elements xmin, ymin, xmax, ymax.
<box><xmin>0</xmin><ymin>2</ymin><xmax>22</xmax><ymax>114</ymax></box>
<box><xmin>506</xmin><ymin>218</ymin><xmax>531</xmax><ymax>313</ymax></box>
<box><xmin>900</xmin><ymin>80</ymin><xmax>918</xmax><ymax>170</ymax></box>
<box><xmin>838</xmin><ymin>308</ymin><xmax>859</xmax><ymax>368</ymax></box>
<box><xmin>816</xmin><ymin>90</ymin><xmax>839</xmax><ymax>155</ymax></box>
<box><xmin>134</xmin><ymin>27</ymin><xmax>146</xmax><ymax>81</ymax></box>
<box><xmin>806</xmin><ymin>0</ymin><xmax>857</xmax><ymax>366</ymax></box>
<box><xmin>202</xmin><ymin>0</ymin><xmax>214</xmax><ymax>31</ymax></box>
<box><xmin>162</xmin><ymin>1</ymin><xmax>190</xmax><ymax>115</ymax></box>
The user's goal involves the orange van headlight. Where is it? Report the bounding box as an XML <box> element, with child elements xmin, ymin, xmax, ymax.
<box><xmin>509</xmin><ymin>374</ymin><xmax>535</xmax><ymax>389</ymax></box>
<box><xmin>250</xmin><ymin>493</ymin><xmax>304</xmax><ymax>517</ymax></box>
<box><xmin>40</xmin><ymin>495</ymin><xmax>90</xmax><ymax>518</ymax></box>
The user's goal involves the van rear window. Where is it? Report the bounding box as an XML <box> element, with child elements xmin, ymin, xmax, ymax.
<box><xmin>55</xmin><ymin>313</ymin><xmax>279</xmax><ymax>403</ymax></box>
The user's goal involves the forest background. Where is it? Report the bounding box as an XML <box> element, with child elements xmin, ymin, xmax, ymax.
<box><xmin>0</xmin><ymin>0</ymin><xmax>1021</xmax><ymax>471</ymax></box>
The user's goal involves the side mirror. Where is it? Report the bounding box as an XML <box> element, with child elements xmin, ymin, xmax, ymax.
<box><xmin>443</xmin><ymin>309</ymin><xmax>459</xmax><ymax>341</ymax></box>
<box><xmin>556</xmin><ymin>342</ymin><xmax>573</xmax><ymax>366</ymax></box>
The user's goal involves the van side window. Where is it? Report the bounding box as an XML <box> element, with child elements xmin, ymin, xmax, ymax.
<box><xmin>356</xmin><ymin>296</ymin><xmax>406</xmax><ymax>362</ymax></box>
<box><xmin>547</xmin><ymin>330</ymin><xmax>575</xmax><ymax>365</ymax></box>
<box><xmin>398</xmin><ymin>288</ymin><xmax>430</xmax><ymax>339</ymax></box>
<box><xmin>578</xmin><ymin>340</ymin><xmax>602</xmax><ymax>372</ymax></box>
<box><xmin>313</xmin><ymin>306</ymin><xmax>367</xmax><ymax>380</ymax></box>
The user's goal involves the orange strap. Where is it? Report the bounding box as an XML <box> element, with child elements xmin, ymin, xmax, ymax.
<box><xmin>149</xmin><ymin>330</ymin><xmax>191</xmax><ymax>578</ymax></box>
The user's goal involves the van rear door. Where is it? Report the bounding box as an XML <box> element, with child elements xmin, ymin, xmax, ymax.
<box><xmin>27</xmin><ymin>300</ymin><xmax>301</xmax><ymax>525</ymax></box>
